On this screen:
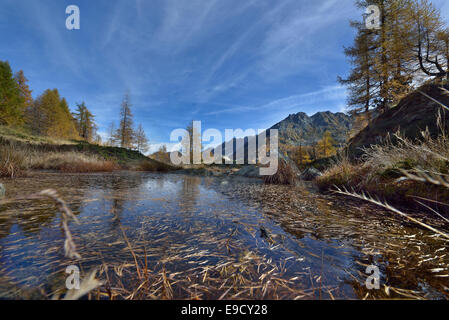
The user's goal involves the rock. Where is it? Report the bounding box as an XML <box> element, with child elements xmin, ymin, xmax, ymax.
<box><xmin>0</xmin><ymin>183</ymin><xmax>5</xmax><ymax>199</ymax></box>
<box><xmin>234</xmin><ymin>166</ymin><xmax>260</xmax><ymax>178</ymax></box>
<box><xmin>300</xmin><ymin>167</ymin><xmax>322</xmax><ymax>181</ymax></box>
<box><xmin>260</xmin><ymin>227</ymin><xmax>269</xmax><ymax>239</ymax></box>
<box><xmin>348</xmin><ymin>84</ymin><xmax>449</xmax><ymax>159</ymax></box>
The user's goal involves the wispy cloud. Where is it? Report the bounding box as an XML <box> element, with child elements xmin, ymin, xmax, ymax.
<box><xmin>22</xmin><ymin>1</ymin><xmax>86</xmax><ymax>79</ymax></box>
<box><xmin>258</xmin><ymin>0</ymin><xmax>356</xmax><ymax>78</ymax></box>
<box><xmin>205</xmin><ymin>85</ymin><xmax>346</xmax><ymax>116</ymax></box>
<box><xmin>4</xmin><ymin>0</ymin><xmax>419</xmax><ymax>146</ymax></box>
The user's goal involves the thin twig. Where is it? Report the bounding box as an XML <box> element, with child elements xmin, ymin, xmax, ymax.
<box><xmin>36</xmin><ymin>189</ymin><xmax>81</xmax><ymax>259</ymax></box>
<box><xmin>119</xmin><ymin>225</ymin><xmax>142</xmax><ymax>280</ymax></box>
<box><xmin>333</xmin><ymin>186</ymin><xmax>449</xmax><ymax>240</ymax></box>
<box><xmin>418</xmin><ymin>90</ymin><xmax>449</xmax><ymax>111</ymax></box>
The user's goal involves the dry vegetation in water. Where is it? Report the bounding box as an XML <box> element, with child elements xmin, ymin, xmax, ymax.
<box><xmin>263</xmin><ymin>159</ymin><xmax>297</xmax><ymax>185</ymax></box>
<box><xmin>317</xmin><ymin>92</ymin><xmax>449</xmax><ymax>254</ymax></box>
<box><xmin>2</xmin><ymin>173</ymin><xmax>449</xmax><ymax>299</ymax></box>
<box><xmin>137</xmin><ymin>159</ymin><xmax>176</xmax><ymax>172</ymax></box>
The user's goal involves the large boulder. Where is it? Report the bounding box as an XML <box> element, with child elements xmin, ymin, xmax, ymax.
<box><xmin>348</xmin><ymin>84</ymin><xmax>449</xmax><ymax>159</ymax></box>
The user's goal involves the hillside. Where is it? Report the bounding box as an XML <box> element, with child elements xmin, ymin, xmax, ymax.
<box><xmin>0</xmin><ymin>126</ymin><xmax>173</xmax><ymax>176</ymax></box>
<box><xmin>271</xmin><ymin>111</ymin><xmax>353</xmax><ymax>146</ymax></box>
<box><xmin>348</xmin><ymin>84</ymin><xmax>449</xmax><ymax>158</ymax></box>
<box><xmin>318</xmin><ymin>83</ymin><xmax>449</xmax><ymax>216</ymax></box>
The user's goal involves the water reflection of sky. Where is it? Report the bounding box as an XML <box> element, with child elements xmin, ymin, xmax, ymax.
<box><xmin>0</xmin><ymin>173</ymin><xmax>447</xmax><ymax>299</ymax></box>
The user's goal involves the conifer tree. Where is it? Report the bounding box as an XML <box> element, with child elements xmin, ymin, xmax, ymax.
<box><xmin>30</xmin><ymin>89</ymin><xmax>78</xmax><ymax>139</ymax></box>
<box><xmin>0</xmin><ymin>61</ymin><xmax>24</xmax><ymax>125</ymax></box>
<box><xmin>339</xmin><ymin>26</ymin><xmax>378</xmax><ymax>115</ymax></box>
<box><xmin>408</xmin><ymin>0</ymin><xmax>449</xmax><ymax>79</ymax></box>
<box><xmin>134</xmin><ymin>123</ymin><xmax>149</xmax><ymax>154</ymax></box>
<box><xmin>14</xmin><ymin>70</ymin><xmax>33</xmax><ymax>110</ymax></box>
<box><xmin>115</xmin><ymin>92</ymin><xmax>135</xmax><ymax>148</ymax></box>
<box><xmin>74</xmin><ymin>102</ymin><xmax>96</xmax><ymax>142</ymax></box>
<box><xmin>317</xmin><ymin>131</ymin><xmax>337</xmax><ymax>158</ymax></box>
<box><xmin>106</xmin><ymin>122</ymin><xmax>117</xmax><ymax>146</ymax></box>
<box><xmin>341</xmin><ymin>1</ymin><xmax>416</xmax><ymax>115</ymax></box>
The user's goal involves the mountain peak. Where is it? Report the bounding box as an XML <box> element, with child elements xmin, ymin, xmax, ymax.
<box><xmin>271</xmin><ymin>110</ymin><xmax>353</xmax><ymax>146</ymax></box>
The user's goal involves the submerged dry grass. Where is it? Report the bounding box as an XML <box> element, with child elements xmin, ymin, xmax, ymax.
<box><xmin>263</xmin><ymin>159</ymin><xmax>297</xmax><ymax>185</ymax></box>
<box><xmin>1</xmin><ymin>173</ymin><xmax>449</xmax><ymax>300</ymax></box>
<box><xmin>318</xmin><ymin>90</ymin><xmax>449</xmax><ymax>270</ymax></box>
<box><xmin>94</xmin><ymin>227</ymin><xmax>317</xmax><ymax>300</ymax></box>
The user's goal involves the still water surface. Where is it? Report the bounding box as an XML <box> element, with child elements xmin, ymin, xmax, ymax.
<box><xmin>0</xmin><ymin>172</ymin><xmax>448</xmax><ymax>299</ymax></box>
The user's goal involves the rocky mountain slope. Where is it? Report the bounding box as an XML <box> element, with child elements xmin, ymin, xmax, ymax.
<box><xmin>271</xmin><ymin>111</ymin><xmax>353</xmax><ymax>146</ymax></box>
<box><xmin>348</xmin><ymin>84</ymin><xmax>449</xmax><ymax>158</ymax></box>
<box><xmin>214</xmin><ymin>111</ymin><xmax>353</xmax><ymax>163</ymax></box>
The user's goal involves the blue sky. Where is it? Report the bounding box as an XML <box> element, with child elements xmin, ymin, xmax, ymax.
<box><xmin>1</xmin><ymin>0</ymin><xmax>448</xmax><ymax>152</ymax></box>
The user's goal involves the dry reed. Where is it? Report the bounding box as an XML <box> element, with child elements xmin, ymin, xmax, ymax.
<box><xmin>263</xmin><ymin>159</ymin><xmax>296</xmax><ymax>185</ymax></box>
<box><xmin>0</xmin><ymin>144</ymin><xmax>28</xmax><ymax>178</ymax></box>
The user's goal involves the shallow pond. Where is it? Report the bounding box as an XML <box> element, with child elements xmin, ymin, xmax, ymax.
<box><xmin>0</xmin><ymin>172</ymin><xmax>448</xmax><ymax>299</ymax></box>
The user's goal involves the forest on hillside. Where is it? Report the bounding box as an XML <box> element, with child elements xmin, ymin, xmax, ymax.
<box><xmin>0</xmin><ymin>61</ymin><xmax>149</xmax><ymax>154</ymax></box>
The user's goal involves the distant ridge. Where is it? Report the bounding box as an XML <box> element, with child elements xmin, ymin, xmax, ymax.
<box><xmin>270</xmin><ymin>111</ymin><xmax>353</xmax><ymax>146</ymax></box>
<box><xmin>214</xmin><ymin>111</ymin><xmax>353</xmax><ymax>162</ymax></box>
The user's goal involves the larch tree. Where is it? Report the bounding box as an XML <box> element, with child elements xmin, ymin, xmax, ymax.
<box><xmin>115</xmin><ymin>92</ymin><xmax>135</xmax><ymax>149</ymax></box>
<box><xmin>31</xmin><ymin>89</ymin><xmax>78</xmax><ymax>139</ymax></box>
<box><xmin>74</xmin><ymin>102</ymin><xmax>96</xmax><ymax>142</ymax></box>
<box><xmin>134</xmin><ymin>123</ymin><xmax>149</xmax><ymax>154</ymax></box>
<box><xmin>0</xmin><ymin>60</ymin><xmax>24</xmax><ymax>125</ymax></box>
<box><xmin>338</xmin><ymin>25</ymin><xmax>378</xmax><ymax>115</ymax></box>
<box><xmin>27</xmin><ymin>95</ymin><xmax>45</xmax><ymax>135</ymax></box>
<box><xmin>317</xmin><ymin>131</ymin><xmax>337</xmax><ymax>158</ymax></box>
<box><xmin>57</xmin><ymin>97</ymin><xmax>78</xmax><ymax>139</ymax></box>
<box><xmin>106</xmin><ymin>122</ymin><xmax>117</xmax><ymax>146</ymax></box>
<box><xmin>14</xmin><ymin>70</ymin><xmax>33</xmax><ymax>110</ymax></box>
<box><xmin>341</xmin><ymin>0</ymin><xmax>417</xmax><ymax>116</ymax></box>
<box><xmin>35</xmin><ymin>89</ymin><xmax>62</xmax><ymax>136</ymax></box>
<box><xmin>408</xmin><ymin>0</ymin><xmax>449</xmax><ymax>79</ymax></box>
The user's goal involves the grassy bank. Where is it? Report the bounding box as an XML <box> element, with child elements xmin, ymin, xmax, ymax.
<box><xmin>317</xmin><ymin>116</ymin><xmax>449</xmax><ymax>216</ymax></box>
<box><xmin>0</xmin><ymin>126</ymin><xmax>174</xmax><ymax>177</ymax></box>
